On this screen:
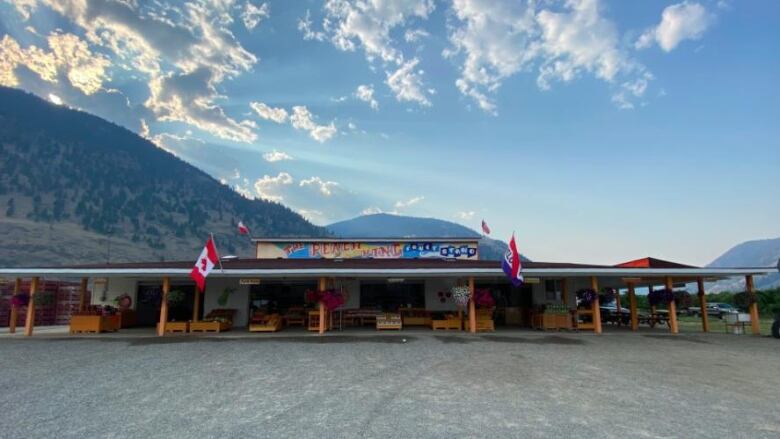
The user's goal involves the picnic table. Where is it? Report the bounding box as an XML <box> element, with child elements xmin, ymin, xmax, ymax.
<box><xmin>638</xmin><ymin>312</ymin><xmax>670</xmax><ymax>328</ymax></box>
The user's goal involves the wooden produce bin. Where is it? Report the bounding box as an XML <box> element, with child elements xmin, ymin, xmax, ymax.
<box><xmin>70</xmin><ymin>314</ymin><xmax>121</xmax><ymax>334</ymax></box>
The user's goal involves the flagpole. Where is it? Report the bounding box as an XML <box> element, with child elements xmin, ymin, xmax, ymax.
<box><xmin>210</xmin><ymin>232</ymin><xmax>225</xmax><ymax>272</ymax></box>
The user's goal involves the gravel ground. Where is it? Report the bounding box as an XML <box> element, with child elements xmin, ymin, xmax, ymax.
<box><xmin>1</xmin><ymin>329</ymin><xmax>779</xmax><ymax>439</ymax></box>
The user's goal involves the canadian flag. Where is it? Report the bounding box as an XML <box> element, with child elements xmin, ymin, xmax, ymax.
<box><xmin>190</xmin><ymin>237</ymin><xmax>219</xmax><ymax>292</ymax></box>
<box><xmin>237</xmin><ymin>221</ymin><xmax>250</xmax><ymax>235</ymax></box>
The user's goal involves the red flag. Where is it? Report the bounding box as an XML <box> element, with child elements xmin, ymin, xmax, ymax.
<box><xmin>190</xmin><ymin>237</ymin><xmax>219</xmax><ymax>292</ymax></box>
<box><xmin>237</xmin><ymin>221</ymin><xmax>250</xmax><ymax>235</ymax></box>
<box><xmin>481</xmin><ymin>219</ymin><xmax>491</xmax><ymax>235</ymax></box>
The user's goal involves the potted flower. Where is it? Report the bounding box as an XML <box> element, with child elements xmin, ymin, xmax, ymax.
<box><xmin>305</xmin><ymin>289</ymin><xmax>345</xmax><ymax>311</ymax></box>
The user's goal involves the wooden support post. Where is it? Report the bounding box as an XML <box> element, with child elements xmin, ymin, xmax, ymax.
<box><xmin>78</xmin><ymin>277</ymin><xmax>88</xmax><ymax>312</ymax></box>
<box><xmin>157</xmin><ymin>276</ymin><xmax>170</xmax><ymax>336</ymax></box>
<box><xmin>628</xmin><ymin>282</ymin><xmax>638</xmax><ymax>331</ymax></box>
<box><xmin>591</xmin><ymin>276</ymin><xmax>602</xmax><ymax>334</ymax></box>
<box><xmin>318</xmin><ymin>277</ymin><xmax>327</xmax><ymax>335</ymax></box>
<box><xmin>9</xmin><ymin>277</ymin><xmax>21</xmax><ymax>334</ymax></box>
<box><xmin>665</xmin><ymin>277</ymin><xmax>678</xmax><ymax>334</ymax></box>
<box><xmin>696</xmin><ymin>277</ymin><xmax>709</xmax><ymax>333</ymax></box>
<box><xmin>649</xmin><ymin>285</ymin><xmax>656</xmax><ymax>316</ymax></box>
<box><xmin>468</xmin><ymin>277</ymin><xmax>476</xmax><ymax>334</ymax></box>
<box><xmin>561</xmin><ymin>278</ymin><xmax>569</xmax><ymax>307</ymax></box>
<box><xmin>746</xmin><ymin>275</ymin><xmax>760</xmax><ymax>335</ymax></box>
<box><xmin>24</xmin><ymin>277</ymin><xmax>39</xmax><ymax>336</ymax></box>
<box><xmin>193</xmin><ymin>288</ymin><xmax>201</xmax><ymax>322</ymax></box>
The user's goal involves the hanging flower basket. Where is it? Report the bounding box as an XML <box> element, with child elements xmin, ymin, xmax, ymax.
<box><xmin>733</xmin><ymin>291</ymin><xmax>757</xmax><ymax>309</ymax></box>
<box><xmin>11</xmin><ymin>293</ymin><xmax>30</xmax><ymax>307</ymax></box>
<box><xmin>576</xmin><ymin>288</ymin><xmax>598</xmax><ymax>307</ymax></box>
<box><xmin>599</xmin><ymin>288</ymin><xmax>616</xmax><ymax>305</ymax></box>
<box><xmin>474</xmin><ymin>288</ymin><xmax>496</xmax><ymax>308</ymax></box>
<box><xmin>305</xmin><ymin>289</ymin><xmax>345</xmax><ymax>311</ymax></box>
<box><xmin>451</xmin><ymin>285</ymin><xmax>471</xmax><ymax>307</ymax></box>
<box><xmin>648</xmin><ymin>288</ymin><xmax>675</xmax><ymax>307</ymax></box>
<box><xmin>674</xmin><ymin>291</ymin><xmax>692</xmax><ymax>309</ymax></box>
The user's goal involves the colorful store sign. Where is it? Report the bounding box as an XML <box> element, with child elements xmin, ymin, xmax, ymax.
<box><xmin>256</xmin><ymin>241</ymin><xmax>479</xmax><ymax>260</ymax></box>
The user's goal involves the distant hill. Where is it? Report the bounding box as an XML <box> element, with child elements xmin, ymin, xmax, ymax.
<box><xmin>706</xmin><ymin>237</ymin><xmax>780</xmax><ymax>292</ymax></box>
<box><xmin>0</xmin><ymin>87</ymin><xmax>325</xmax><ymax>266</ymax></box>
<box><xmin>327</xmin><ymin>213</ymin><xmax>522</xmax><ymax>261</ymax></box>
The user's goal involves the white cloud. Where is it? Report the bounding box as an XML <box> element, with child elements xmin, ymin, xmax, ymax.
<box><xmin>354</xmin><ymin>84</ymin><xmax>378</xmax><ymax>110</ymax></box>
<box><xmin>394</xmin><ymin>195</ymin><xmax>424</xmax><ymax>209</ymax></box>
<box><xmin>446</xmin><ymin>0</ymin><xmax>650</xmax><ymax>112</ymax></box>
<box><xmin>37</xmin><ymin>0</ymin><xmax>259</xmax><ymax>142</ymax></box>
<box><xmin>254</xmin><ymin>172</ymin><xmax>293</xmax><ymax>202</ymax></box>
<box><xmin>290</xmin><ymin>106</ymin><xmax>337</xmax><ymax>142</ymax></box>
<box><xmin>250</xmin><ymin>102</ymin><xmax>289</xmax><ymax>123</ymax></box>
<box><xmin>263</xmin><ymin>150</ymin><xmax>293</xmax><ymax>162</ymax></box>
<box><xmin>361</xmin><ymin>206</ymin><xmax>383</xmax><ymax>215</ymax></box>
<box><xmin>243</xmin><ymin>1</ymin><xmax>270</xmax><ymax>30</ymax></box>
<box><xmin>386</xmin><ymin>58</ymin><xmax>431</xmax><ymax>106</ymax></box>
<box><xmin>298</xmin><ymin>9</ymin><xmax>327</xmax><ymax>41</ymax></box>
<box><xmin>48</xmin><ymin>93</ymin><xmax>63</xmax><ymax>105</ymax></box>
<box><xmin>404</xmin><ymin>28</ymin><xmax>429</xmax><ymax>43</ymax></box>
<box><xmin>300</xmin><ymin>176</ymin><xmax>339</xmax><ymax>196</ymax></box>
<box><xmin>455</xmin><ymin>211</ymin><xmax>475</xmax><ymax>220</ymax></box>
<box><xmin>301</xmin><ymin>0</ymin><xmax>435</xmax><ymax>106</ymax></box>
<box><xmin>636</xmin><ymin>2</ymin><xmax>713</xmax><ymax>52</ymax></box>
<box><xmin>446</xmin><ymin>0</ymin><xmax>537</xmax><ymax>114</ymax></box>
<box><xmin>0</xmin><ymin>32</ymin><xmax>111</xmax><ymax>95</ymax></box>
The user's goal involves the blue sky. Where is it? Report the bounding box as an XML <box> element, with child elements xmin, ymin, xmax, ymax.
<box><xmin>1</xmin><ymin>0</ymin><xmax>778</xmax><ymax>265</ymax></box>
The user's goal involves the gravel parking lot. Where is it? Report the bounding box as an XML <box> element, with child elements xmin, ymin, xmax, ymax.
<box><xmin>1</xmin><ymin>329</ymin><xmax>779</xmax><ymax>438</ymax></box>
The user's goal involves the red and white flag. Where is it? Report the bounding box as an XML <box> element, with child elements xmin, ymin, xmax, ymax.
<box><xmin>190</xmin><ymin>237</ymin><xmax>219</xmax><ymax>292</ymax></box>
<box><xmin>237</xmin><ymin>221</ymin><xmax>250</xmax><ymax>235</ymax></box>
<box><xmin>481</xmin><ymin>219</ymin><xmax>491</xmax><ymax>235</ymax></box>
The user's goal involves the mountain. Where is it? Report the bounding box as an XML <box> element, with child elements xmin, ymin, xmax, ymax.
<box><xmin>0</xmin><ymin>87</ymin><xmax>325</xmax><ymax>266</ymax></box>
<box><xmin>706</xmin><ymin>237</ymin><xmax>780</xmax><ymax>292</ymax></box>
<box><xmin>327</xmin><ymin>213</ymin><xmax>520</xmax><ymax>261</ymax></box>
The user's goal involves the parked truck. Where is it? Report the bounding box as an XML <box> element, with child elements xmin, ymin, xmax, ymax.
<box><xmin>686</xmin><ymin>303</ymin><xmax>739</xmax><ymax>319</ymax></box>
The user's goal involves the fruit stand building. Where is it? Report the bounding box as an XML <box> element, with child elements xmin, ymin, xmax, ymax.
<box><xmin>0</xmin><ymin>237</ymin><xmax>774</xmax><ymax>337</ymax></box>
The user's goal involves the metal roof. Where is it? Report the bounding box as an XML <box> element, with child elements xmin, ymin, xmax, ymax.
<box><xmin>0</xmin><ymin>258</ymin><xmax>773</xmax><ymax>280</ymax></box>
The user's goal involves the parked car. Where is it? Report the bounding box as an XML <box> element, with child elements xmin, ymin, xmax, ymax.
<box><xmin>688</xmin><ymin>303</ymin><xmax>739</xmax><ymax>319</ymax></box>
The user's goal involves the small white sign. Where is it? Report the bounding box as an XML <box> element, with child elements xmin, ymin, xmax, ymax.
<box><xmin>239</xmin><ymin>278</ymin><xmax>261</xmax><ymax>285</ymax></box>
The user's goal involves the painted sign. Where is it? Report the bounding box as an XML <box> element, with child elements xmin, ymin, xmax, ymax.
<box><xmin>239</xmin><ymin>278</ymin><xmax>261</xmax><ymax>285</ymax></box>
<box><xmin>257</xmin><ymin>241</ymin><xmax>479</xmax><ymax>260</ymax></box>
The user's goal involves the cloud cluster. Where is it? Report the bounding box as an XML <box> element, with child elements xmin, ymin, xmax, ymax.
<box><xmin>394</xmin><ymin>195</ymin><xmax>424</xmax><ymax>209</ymax></box>
<box><xmin>300</xmin><ymin>0</ymin><xmax>435</xmax><ymax>107</ymax></box>
<box><xmin>0</xmin><ymin>32</ymin><xmax>110</xmax><ymax>95</ymax></box>
<box><xmin>446</xmin><ymin>0</ymin><xmax>652</xmax><ymax>113</ymax></box>
<box><xmin>300</xmin><ymin>176</ymin><xmax>339</xmax><ymax>196</ymax></box>
<box><xmin>250</xmin><ymin>102</ymin><xmax>337</xmax><ymax>143</ymax></box>
<box><xmin>263</xmin><ymin>150</ymin><xmax>293</xmax><ymax>162</ymax></box>
<box><xmin>354</xmin><ymin>84</ymin><xmax>379</xmax><ymax>110</ymax></box>
<box><xmin>242</xmin><ymin>1</ymin><xmax>270</xmax><ymax>31</ymax></box>
<box><xmin>253</xmin><ymin>172</ymin><xmax>293</xmax><ymax>202</ymax></box>
<box><xmin>636</xmin><ymin>2</ymin><xmax>713</xmax><ymax>52</ymax></box>
<box><xmin>14</xmin><ymin>0</ymin><xmax>261</xmax><ymax>142</ymax></box>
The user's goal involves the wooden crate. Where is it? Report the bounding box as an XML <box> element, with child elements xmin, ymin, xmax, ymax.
<box><xmin>69</xmin><ymin>315</ymin><xmax>120</xmax><ymax>334</ymax></box>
